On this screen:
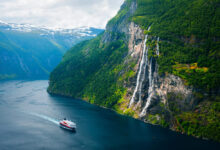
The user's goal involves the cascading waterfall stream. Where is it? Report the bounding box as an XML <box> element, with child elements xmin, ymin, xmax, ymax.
<box><xmin>140</xmin><ymin>58</ymin><xmax>154</xmax><ymax>117</ymax></box>
<box><xmin>128</xmin><ymin>26</ymin><xmax>151</xmax><ymax>108</ymax></box>
<box><xmin>129</xmin><ymin>29</ymin><xmax>160</xmax><ymax>116</ymax></box>
<box><xmin>156</xmin><ymin>37</ymin><xmax>160</xmax><ymax>56</ymax></box>
<box><xmin>139</xmin><ymin>36</ymin><xmax>160</xmax><ymax>117</ymax></box>
<box><xmin>136</xmin><ymin>46</ymin><xmax>149</xmax><ymax>107</ymax></box>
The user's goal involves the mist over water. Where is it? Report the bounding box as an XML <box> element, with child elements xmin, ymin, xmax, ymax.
<box><xmin>0</xmin><ymin>80</ymin><xmax>219</xmax><ymax>150</ymax></box>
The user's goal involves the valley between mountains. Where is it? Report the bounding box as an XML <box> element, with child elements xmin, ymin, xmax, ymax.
<box><xmin>0</xmin><ymin>20</ymin><xmax>103</xmax><ymax>80</ymax></box>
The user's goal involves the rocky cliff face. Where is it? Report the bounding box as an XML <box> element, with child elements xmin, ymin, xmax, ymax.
<box><xmin>102</xmin><ymin>0</ymin><xmax>137</xmax><ymax>43</ymax></box>
<box><xmin>48</xmin><ymin>0</ymin><xmax>220</xmax><ymax>142</ymax></box>
<box><xmin>118</xmin><ymin>23</ymin><xmax>192</xmax><ymax>114</ymax></box>
<box><xmin>111</xmin><ymin>17</ymin><xmax>200</xmax><ymax>132</ymax></box>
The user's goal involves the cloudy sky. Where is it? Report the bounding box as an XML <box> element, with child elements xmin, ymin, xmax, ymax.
<box><xmin>0</xmin><ymin>0</ymin><xmax>124</xmax><ymax>29</ymax></box>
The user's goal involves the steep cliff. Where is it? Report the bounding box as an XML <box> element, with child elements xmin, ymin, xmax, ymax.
<box><xmin>48</xmin><ymin>0</ymin><xmax>220</xmax><ymax>142</ymax></box>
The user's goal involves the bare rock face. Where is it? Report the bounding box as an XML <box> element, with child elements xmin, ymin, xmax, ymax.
<box><xmin>102</xmin><ymin>0</ymin><xmax>137</xmax><ymax>43</ymax></box>
<box><xmin>121</xmin><ymin>22</ymin><xmax>196</xmax><ymax>126</ymax></box>
<box><xmin>100</xmin><ymin>0</ymin><xmax>197</xmax><ymax>129</ymax></box>
<box><xmin>155</xmin><ymin>74</ymin><xmax>195</xmax><ymax>111</ymax></box>
<box><xmin>123</xmin><ymin>22</ymin><xmax>145</xmax><ymax>108</ymax></box>
<box><xmin>128</xmin><ymin>22</ymin><xmax>144</xmax><ymax>58</ymax></box>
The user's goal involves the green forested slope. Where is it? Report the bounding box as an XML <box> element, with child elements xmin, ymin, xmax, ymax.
<box><xmin>48</xmin><ymin>33</ymin><xmax>131</xmax><ymax>107</ymax></box>
<box><xmin>133</xmin><ymin>0</ymin><xmax>220</xmax><ymax>92</ymax></box>
<box><xmin>48</xmin><ymin>0</ymin><xmax>135</xmax><ymax>108</ymax></box>
<box><xmin>0</xmin><ymin>25</ymin><xmax>103</xmax><ymax>80</ymax></box>
<box><xmin>0</xmin><ymin>31</ymin><xmax>63</xmax><ymax>79</ymax></box>
<box><xmin>134</xmin><ymin>0</ymin><xmax>220</xmax><ymax>141</ymax></box>
<box><xmin>48</xmin><ymin>0</ymin><xmax>220</xmax><ymax>141</ymax></box>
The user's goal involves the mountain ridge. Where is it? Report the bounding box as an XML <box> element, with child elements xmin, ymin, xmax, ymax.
<box><xmin>0</xmin><ymin>21</ymin><xmax>103</xmax><ymax>80</ymax></box>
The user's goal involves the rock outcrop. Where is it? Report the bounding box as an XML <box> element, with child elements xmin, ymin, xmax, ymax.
<box><xmin>48</xmin><ymin>0</ymin><xmax>220</xmax><ymax>142</ymax></box>
<box><xmin>116</xmin><ymin>20</ymin><xmax>197</xmax><ymax>129</ymax></box>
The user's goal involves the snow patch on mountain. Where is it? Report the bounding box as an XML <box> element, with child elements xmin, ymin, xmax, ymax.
<box><xmin>0</xmin><ymin>20</ymin><xmax>103</xmax><ymax>38</ymax></box>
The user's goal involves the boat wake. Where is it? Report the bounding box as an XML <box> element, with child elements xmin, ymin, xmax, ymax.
<box><xmin>29</xmin><ymin>112</ymin><xmax>59</xmax><ymax>125</ymax></box>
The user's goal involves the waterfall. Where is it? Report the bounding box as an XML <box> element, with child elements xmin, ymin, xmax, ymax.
<box><xmin>140</xmin><ymin>58</ymin><xmax>155</xmax><ymax>117</ymax></box>
<box><xmin>136</xmin><ymin>46</ymin><xmax>149</xmax><ymax>107</ymax></box>
<box><xmin>156</xmin><ymin>37</ymin><xmax>160</xmax><ymax>56</ymax></box>
<box><xmin>140</xmin><ymin>37</ymin><xmax>160</xmax><ymax>116</ymax></box>
<box><xmin>128</xmin><ymin>26</ymin><xmax>151</xmax><ymax>108</ymax></box>
<box><xmin>129</xmin><ymin>27</ymin><xmax>160</xmax><ymax>116</ymax></box>
<box><xmin>128</xmin><ymin>35</ymin><xmax>148</xmax><ymax>107</ymax></box>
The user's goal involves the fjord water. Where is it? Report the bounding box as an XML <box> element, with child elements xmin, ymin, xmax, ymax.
<box><xmin>0</xmin><ymin>80</ymin><xmax>219</xmax><ymax>150</ymax></box>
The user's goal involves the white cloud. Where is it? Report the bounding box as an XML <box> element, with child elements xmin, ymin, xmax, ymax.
<box><xmin>0</xmin><ymin>0</ymin><xmax>124</xmax><ymax>29</ymax></box>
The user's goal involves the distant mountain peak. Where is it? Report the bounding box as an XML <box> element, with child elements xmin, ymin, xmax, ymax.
<box><xmin>0</xmin><ymin>21</ymin><xmax>103</xmax><ymax>37</ymax></box>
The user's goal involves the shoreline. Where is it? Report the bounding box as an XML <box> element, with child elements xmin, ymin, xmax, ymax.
<box><xmin>47</xmin><ymin>89</ymin><xmax>218</xmax><ymax>143</ymax></box>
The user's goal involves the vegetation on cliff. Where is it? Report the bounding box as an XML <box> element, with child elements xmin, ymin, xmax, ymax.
<box><xmin>48</xmin><ymin>33</ymin><xmax>134</xmax><ymax>108</ymax></box>
<box><xmin>132</xmin><ymin>1</ymin><xmax>220</xmax><ymax>141</ymax></box>
<box><xmin>133</xmin><ymin>0</ymin><xmax>220</xmax><ymax>92</ymax></box>
<box><xmin>175</xmin><ymin>100</ymin><xmax>220</xmax><ymax>142</ymax></box>
<box><xmin>48</xmin><ymin>0</ymin><xmax>220</xmax><ymax>142</ymax></box>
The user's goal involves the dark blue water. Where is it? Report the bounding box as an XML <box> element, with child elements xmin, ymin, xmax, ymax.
<box><xmin>0</xmin><ymin>80</ymin><xmax>219</xmax><ymax>150</ymax></box>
